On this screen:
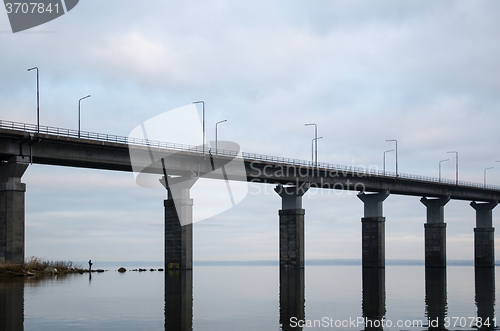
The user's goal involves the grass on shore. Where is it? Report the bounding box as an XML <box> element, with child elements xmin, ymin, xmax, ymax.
<box><xmin>0</xmin><ymin>256</ymin><xmax>84</xmax><ymax>276</ymax></box>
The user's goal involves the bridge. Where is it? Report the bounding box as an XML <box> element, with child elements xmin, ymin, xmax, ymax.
<box><xmin>0</xmin><ymin>119</ymin><xmax>498</xmax><ymax>269</ymax></box>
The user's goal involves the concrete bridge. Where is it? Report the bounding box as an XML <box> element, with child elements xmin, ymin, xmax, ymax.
<box><xmin>0</xmin><ymin>119</ymin><xmax>498</xmax><ymax>268</ymax></box>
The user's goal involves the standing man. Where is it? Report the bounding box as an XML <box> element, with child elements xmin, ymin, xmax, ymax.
<box><xmin>88</xmin><ymin>260</ymin><xmax>93</xmax><ymax>271</ymax></box>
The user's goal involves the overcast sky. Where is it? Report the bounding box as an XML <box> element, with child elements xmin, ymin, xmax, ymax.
<box><xmin>1</xmin><ymin>1</ymin><xmax>500</xmax><ymax>263</ymax></box>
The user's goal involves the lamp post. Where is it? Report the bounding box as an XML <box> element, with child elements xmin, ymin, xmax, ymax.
<box><xmin>27</xmin><ymin>67</ymin><xmax>39</xmax><ymax>133</ymax></box>
<box><xmin>447</xmin><ymin>151</ymin><xmax>459</xmax><ymax>185</ymax></box>
<box><xmin>386</xmin><ymin>139</ymin><xmax>398</xmax><ymax>177</ymax></box>
<box><xmin>439</xmin><ymin>159</ymin><xmax>449</xmax><ymax>182</ymax></box>
<box><xmin>193</xmin><ymin>101</ymin><xmax>205</xmax><ymax>154</ymax></box>
<box><xmin>305</xmin><ymin>123</ymin><xmax>318</xmax><ymax>167</ymax></box>
<box><xmin>78</xmin><ymin>95</ymin><xmax>91</xmax><ymax>138</ymax></box>
<box><xmin>311</xmin><ymin>137</ymin><xmax>323</xmax><ymax>167</ymax></box>
<box><xmin>215</xmin><ymin>119</ymin><xmax>227</xmax><ymax>155</ymax></box>
<box><xmin>484</xmin><ymin>167</ymin><xmax>494</xmax><ymax>186</ymax></box>
<box><xmin>383</xmin><ymin>149</ymin><xmax>394</xmax><ymax>175</ymax></box>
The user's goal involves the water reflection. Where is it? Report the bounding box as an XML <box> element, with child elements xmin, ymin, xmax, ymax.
<box><xmin>279</xmin><ymin>268</ymin><xmax>305</xmax><ymax>330</ymax></box>
<box><xmin>425</xmin><ymin>267</ymin><xmax>447</xmax><ymax>330</ymax></box>
<box><xmin>164</xmin><ymin>270</ymin><xmax>193</xmax><ymax>331</ymax></box>
<box><xmin>475</xmin><ymin>268</ymin><xmax>495</xmax><ymax>330</ymax></box>
<box><xmin>0</xmin><ymin>266</ymin><xmax>496</xmax><ymax>330</ymax></box>
<box><xmin>362</xmin><ymin>267</ymin><xmax>386</xmax><ymax>331</ymax></box>
<box><xmin>0</xmin><ymin>279</ymin><xmax>24</xmax><ymax>331</ymax></box>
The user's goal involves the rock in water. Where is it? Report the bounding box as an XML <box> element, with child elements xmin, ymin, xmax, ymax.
<box><xmin>118</xmin><ymin>267</ymin><xmax>126</xmax><ymax>273</ymax></box>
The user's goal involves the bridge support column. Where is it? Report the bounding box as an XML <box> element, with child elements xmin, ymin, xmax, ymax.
<box><xmin>358</xmin><ymin>191</ymin><xmax>389</xmax><ymax>268</ymax></box>
<box><xmin>421</xmin><ymin>196</ymin><xmax>450</xmax><ymax>268</ymax></box>
<box><xmin>0</xmin><ymin>156</ymin><xmax>29</xmax><ymax>264</ymax></box>
<box><xmin>164</xmin><ymin>176</ymin><xmax>197</xmax><ymax>270</ymax></box>
<box><xmin>275</xmin><ymin>183</ymin><xmax>309</xmax><ymax>268</ymax></box>
<box><xmin>471</xmin><ymin>201</ymin><xmax>497</xmax><ymax>268</ymax></box>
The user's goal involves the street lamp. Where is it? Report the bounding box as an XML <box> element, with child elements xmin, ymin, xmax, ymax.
<box><xmin>310</xmin><ymin>136</ymin><xmax>323</xmax><ymax>178</ymax></box>
<box><xmin>383</xmin><ymin>149</ymin><xmax>394</xmax><ymax>175</ymax></box>
<box><xmin>78</xmin><ymin>95</ymin><xmax>91</xmax><ymax>138</ymax></box>
<box><xmin>386</xmin><ymin>139</ymin><xmax>398</xmax><ymax>177</ymax></box>
<box><xmin>193</xmin><ymin>101</ymin><xmax>205</xmax><ymax>154</ymax></box>
<box><xmin>27</xmin><ymin>67</ymin><xmax>39</xmax><ymax>133</ymax></box>
<box><xmin>439</xmin><ymin>159</ymin><xmax>449</xmax><ymax>182</ymax></box>
<box><xmin>305</xmin><ymin>123</ymin><xmax>318</xmax><ymax>167</ymax></box>
<box><xmin>311</xmin><ymin>137</ymin><xmax>323</xmax><ymax>167</ymax></box>
<box><xmin>215</xmin><ymin>119</ymin><xmax>227</xmax><ymax>154</ymax></box>
<box><xmin>484</xmin><ymin>167</ymin><xmax>494</xmax><ymax>186</ymax></box>
<box><xmin>447</xmin><ymin>151</ymin><xmax>459</xmax><ymax>185</ymax></box>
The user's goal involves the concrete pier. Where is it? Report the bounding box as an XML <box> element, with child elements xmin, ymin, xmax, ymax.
<box><xmin>0</xmin><ymin>156</ymin><xmax>29</xmax><ymax>264</ymax></box>
<box><xmin>358</xmin><ymin>191</ymin><xmax>389</xmax><ymax>268</ymax></box>
<box><xmin>164</xmin><ymin>175</ymin><xmax>196</xmax><ymax>270</ymax></box>
<box><xmin>421</xmin><ymin>196</ymin><xmax>450</xmax><ymax>268</ymax></box>
<box><xmin>471</xmin><ymin>201</ymin><xmax>497</xmax><ymax>268</ymax></box>
<box><xmin>275</xmin><ymin>183</ymin><xmax>309</xmax><ymax>268</ymax></box>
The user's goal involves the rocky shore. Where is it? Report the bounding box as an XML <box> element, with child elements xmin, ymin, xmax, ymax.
<box><xmin>0</xmin><ymin>256</ymin><xmax>94</xmax><ymax>278</ymax></box>
<box><xmin>0</xmin><ymin>257</ymin><xmax>169</xmax><ymax>278</ymax></box>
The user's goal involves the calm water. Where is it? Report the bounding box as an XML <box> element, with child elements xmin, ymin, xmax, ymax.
<box><xmin>0</xmin><ymin>265</ymin><xmax>498</xmax><ymax>330</ymax></box>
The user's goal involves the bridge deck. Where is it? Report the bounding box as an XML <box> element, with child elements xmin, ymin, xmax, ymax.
<box><xmin>0</xmin><ymin>119</ymin><xmax>499</xmax><ymax>202</ymax></box>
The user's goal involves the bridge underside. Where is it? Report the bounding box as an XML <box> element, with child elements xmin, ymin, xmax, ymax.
<box><xmin>1</xmin><ymin>128</ymin><xmax>500</xmax><ymax>202</ymax></box>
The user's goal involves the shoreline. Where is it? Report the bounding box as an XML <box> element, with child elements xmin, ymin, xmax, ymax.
<box><xmin>0</xmin><ymin>256</ymin><xmax>103</xmax><ymax>278</ymax></box>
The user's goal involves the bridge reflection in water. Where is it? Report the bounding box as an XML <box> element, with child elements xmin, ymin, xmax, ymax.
<box><xmin>163</xmin><ymin>268</ymin><xmax>306</xmax><ymax>331</ymax></box>
<box><xmin>362</xmin><ymin>268</ymin><xmax>386</xmax><ymax>331</ymax></box>
<box><xmin>425</xmin><ymin>268</ymin><xmax>447</xmax><ymax>330</ymax></box>
<box><xmin>0</xmin><ymin>279</ymin><xmax>23</xmax><ymax>331</ymax></box>
<box><xmin>0</xmin><ymin>267</ymin><xmax>496</xmax><ymax>330</ymax></box>
<box><xmin>165</xmin><ymin>270</ymin><xmax>193</xmax><ymax>331</ymax></box>
<box><xmin>279</xmin><ymin>269</ymin><xmax>305</xmax><ymax>331</ymax></box>
<box><xmin>475</xmin><ymin>268</ymin><xmax>496</xmax><ymax>331</ymax></box>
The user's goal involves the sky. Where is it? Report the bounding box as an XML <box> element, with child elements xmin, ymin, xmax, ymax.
<box><xmin>1</xmin><ymin>0</ymin><xmax>500</xmax><ymax>262</ymax></box>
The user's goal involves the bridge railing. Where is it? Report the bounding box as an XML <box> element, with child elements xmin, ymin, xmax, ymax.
<box><xmin>1</xmin><ymin>119</ymin><xmax>500</xmax><ymax>191</ymax></box>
